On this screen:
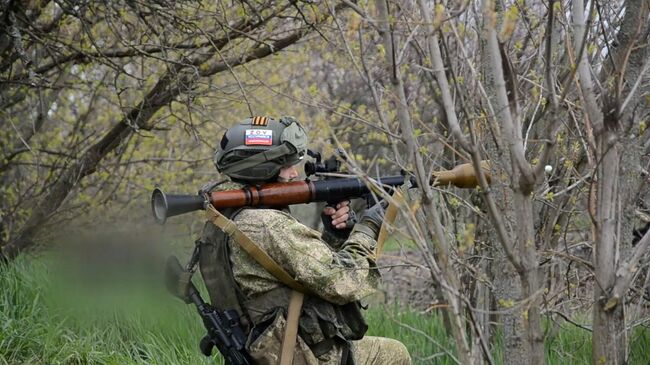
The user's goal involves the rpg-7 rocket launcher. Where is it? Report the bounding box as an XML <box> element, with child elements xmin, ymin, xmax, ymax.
<box><xmin>151</xmin><ymin>157</ymin><xmax>490</xmax><ymax>224</ymax></box>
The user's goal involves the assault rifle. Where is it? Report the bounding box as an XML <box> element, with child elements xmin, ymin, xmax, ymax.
<box><xmin>165</xmin><ymin>255</ymin><xmax>253</xmax><ymax>365</ymax></box>
<box><xmin>151</xmin><ymin>160</ymin><xmax>490</xmax><ymax>224</ymax></box>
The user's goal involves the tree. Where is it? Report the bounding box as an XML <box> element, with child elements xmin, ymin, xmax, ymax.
<box><xmin>571</xmin><ymin>0</ymin><xmax>650</xmax><ymax>362</ymax></box>
<box><xmin>0</xmin><ymin>0</ymin><xmax>343</xmax><ymax>260</ymax></box>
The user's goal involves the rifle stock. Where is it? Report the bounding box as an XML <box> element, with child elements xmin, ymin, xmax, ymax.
<box><xmin>152</xmin><ymin>161</ymin><xmax>490</xmax><ymax>224</ymax></box>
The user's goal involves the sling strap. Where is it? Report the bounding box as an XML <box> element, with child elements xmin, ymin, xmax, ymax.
<box><xmin>280</xmin><ymin>290</ymin><xmax>304</xmax><ymax>365</ymax></box>
<box><xmin>205</xmin><ymin>204</ymin><xmax>307</xmax><ymax>364</ymax></box>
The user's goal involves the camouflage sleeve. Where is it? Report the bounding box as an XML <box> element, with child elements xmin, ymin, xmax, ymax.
<box><xmin>320</xmin><ymin>227</ymin><xmax>348</xmax><ymax>249</ymax></box>
<box><xmin>234</xmin><ymin>209</ymin><xmax>380</xmax><ymax>305</ymax></box>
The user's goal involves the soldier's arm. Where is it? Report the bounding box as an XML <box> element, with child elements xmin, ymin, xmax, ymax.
<box><xmin>237</xmin><ymin>209</ymin><xmax>380</xmax><ymax>305</ymax></box>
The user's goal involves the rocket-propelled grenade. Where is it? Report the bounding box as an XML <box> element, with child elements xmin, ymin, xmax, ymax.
<box><xmin>151</xmin><ymin>161</ymin><xmax>490</xmax><ymax>224</ymax></box>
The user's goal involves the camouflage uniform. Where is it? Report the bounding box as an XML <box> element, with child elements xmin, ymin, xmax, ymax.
<box><xmin>205</xmin><ymin>116</ymin><xmax>410</xmax><ymax>364</ymax></box>
<box><xmin>203</xmin><ymin>181</ymin><xmax>411</xmax><ymax>364</ymax></box>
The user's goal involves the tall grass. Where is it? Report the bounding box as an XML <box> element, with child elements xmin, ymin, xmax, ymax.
<box><xmin>1</xmin><ymin>256</ymin><xmax>649</xmax><ymax>364</ymax></box>
<box><xmin>1</xmin><ymin>256</ymin><xmax>215</xmax><ymax>365</ymax></box>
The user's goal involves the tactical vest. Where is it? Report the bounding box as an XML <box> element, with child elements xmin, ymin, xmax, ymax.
<box><xmin>197</xmin><ymin>207</ymin><xmax>368</xmax><ymax>364</ymax></box>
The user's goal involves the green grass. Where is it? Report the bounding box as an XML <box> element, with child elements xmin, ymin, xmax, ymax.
<box><xmin>1</xmin><ymin>256</ymin><xmax>649</xmax><ymax>364</ymax></box>
<box><xmin>0</xmin><ymin>256</ymin><xmax>216</xmax><ymax>365</ymax></box>
<box><xmin>365</xmin><ymin>305</ymin><xmax>458</xmax><ymax>364</ymax></box>
<box><xmin>380</xmin><ymin>234</ymin><xmax>417</xmax><ymax>253</ymax></box>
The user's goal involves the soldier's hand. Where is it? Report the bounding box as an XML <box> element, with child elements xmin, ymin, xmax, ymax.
<box><xmin>358</xmin><ymin>200</ymin><xmax>388</xmax><ymax>236</ymax></box>
<box><xmin>322</xmin><ymin>200</ymin><xmax>352</xmax><ymax>229</ymax></box>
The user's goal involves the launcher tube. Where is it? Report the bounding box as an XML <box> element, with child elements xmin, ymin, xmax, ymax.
<box><xmin>208</xmin><ymin>175</ymin><xmax>411</xmax><ymax>210</ymax></box>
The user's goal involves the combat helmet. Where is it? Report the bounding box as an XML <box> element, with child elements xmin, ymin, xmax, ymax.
<box><xmin>214</xmin><ymin>116</ymin><xmax>308</xmax><ymax>183</ymax></box>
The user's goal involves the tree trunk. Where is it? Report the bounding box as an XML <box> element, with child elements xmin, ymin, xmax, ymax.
<box><xmin>589</xmin><ymin>0</ymin><xmax>649</xmax><ymax>361</ymax></box>
<box><xmin>514</xmin><ymin>193</ymin><xmax>544</xmax><ymax>365</ymax></box>
<box><xmin>593</xmin><ymin>297</ymin><xmax>626</xmax><ymax>364</ymax></box>
<box><xmin>492</xmin><ymin>251</ymin><xmax>526</xmax><ymax>362</ymax></box>
<box><xmin>592</xmin><ymin>131</ymin><xmax>626</xmax><ymax>364</ymax></box>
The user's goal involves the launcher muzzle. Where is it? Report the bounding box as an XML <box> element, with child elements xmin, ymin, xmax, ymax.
<box><xmin>151</xmin><ymin>188</ymin><xmax>207</xmax><ymax>224</ymax></box>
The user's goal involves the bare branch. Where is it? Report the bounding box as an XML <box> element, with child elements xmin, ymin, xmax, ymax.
<box><xmin>572</xmin><ymin>0</ymin><xmax>603</xmax><ymax>135</ymax></box>
<box><xmin>610</xmin><ymin>224</ymin><xmax>650</xmax><ymax>305</ymax></box>
<box><xmin>484</xmin><ymin>3</ymin><xmax>535</xmax><ymax>190</ymax></box>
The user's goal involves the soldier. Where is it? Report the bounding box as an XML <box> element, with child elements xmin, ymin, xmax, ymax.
<box><xmin>197</xmin><ymin>116</ymin><xmax>411</xmax><ymax>365</ymax></box>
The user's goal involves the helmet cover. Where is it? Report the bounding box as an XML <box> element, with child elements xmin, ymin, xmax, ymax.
<box><xmin>214</xmin><ymin>116</ymin><xmax>308</xmax><ymax>183</ymax></box>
